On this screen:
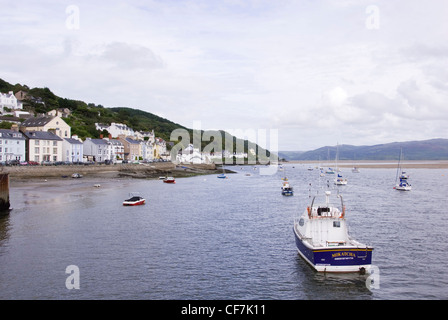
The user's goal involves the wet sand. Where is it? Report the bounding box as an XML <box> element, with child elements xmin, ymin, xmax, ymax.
<box><xmin>282</xmin><ymin>160</ymin><xmax>448</xmax><ymax>169</ymax></box>
<box><xmin>2</xmin><ymin>162</ymin><xmax>223</xmax><ymax>183</ymax></box>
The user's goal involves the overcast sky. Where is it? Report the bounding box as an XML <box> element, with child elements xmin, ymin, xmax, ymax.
<box><xmin>1</xmin><ymin>0</ymin><xmax>447</xmax><ymax>151</ymax></box>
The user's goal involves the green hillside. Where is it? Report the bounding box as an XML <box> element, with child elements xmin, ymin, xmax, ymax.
<box><xmin>0</xmin><ymin>78</ymin><xmax>271</xmax><ymax>162</ymax></box>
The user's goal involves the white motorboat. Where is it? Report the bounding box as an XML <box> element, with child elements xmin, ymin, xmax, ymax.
<box><xmin>293</xmin><ymin>191</ymin><xmax>373</xmax><ymax>273</ymax></box>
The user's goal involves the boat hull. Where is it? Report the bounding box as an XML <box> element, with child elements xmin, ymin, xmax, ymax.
<box><xmin>293</xmin><ymin>227</ymin><xmax>373</xmax><ymax>273</ymax></box>
<box><xmin>395</xmin><ymin>185</ymin><xmax>411</xmax><ymax>191</ymax></box>
<box><xmin>123</xmin><ymin>200</ymin><xmax>145</xmax><ymax>206</ymax></box>
<box><xmin>282</xmin><ymin>191</ymin><xmax>293</xmax><ymax>196</ymax></box>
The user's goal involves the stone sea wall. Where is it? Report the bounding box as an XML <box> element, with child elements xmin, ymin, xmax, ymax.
<box><xmin>1</xmin><ymin>162</ymin><xmax>217</xmax><ymax>179</ymax></box>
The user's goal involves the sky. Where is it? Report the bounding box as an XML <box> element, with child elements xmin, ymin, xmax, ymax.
<box><xmin>1</xmin><ymin>0</ymin><xmax>448</xmax><ymax>151</ymax></box>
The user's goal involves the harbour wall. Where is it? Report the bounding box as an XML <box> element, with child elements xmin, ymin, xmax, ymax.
<box><xmin>1</xmin><ymin>163</ymin><xmax>217</xmax><ymax>179</ymax></box>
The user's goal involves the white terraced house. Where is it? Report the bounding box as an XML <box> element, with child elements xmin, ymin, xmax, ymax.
<box><xmin>23</xmin><ymin>131</ymin><xmax>63</xmax><ymax>163</ymax></box>
<box><xmin>83</xmin><ymin>138</ymin><xmax>109</xmax><ymax>163</ymax></box>
<box><xmin>0</xmin><ymin>129</ymin><xmax>26</xmax><ymax>163</ymax></box>
<box><xmin>63</xmin><ymin>136</ymin><xmax>84</xmax><ymax>163</ymax></box>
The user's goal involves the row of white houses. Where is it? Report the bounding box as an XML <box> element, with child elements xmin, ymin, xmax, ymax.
<box><xmin>0</xmin><ymin>129</ymin><xmax>170</xmax><ymax>164</ymax></box>
<box><xmin>0</xmin><ymin>105</ymin><xmax>249</xmax><ymax>164</ymax></box>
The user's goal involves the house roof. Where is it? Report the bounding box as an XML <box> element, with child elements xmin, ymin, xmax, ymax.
<box><xmin>108</xmin><ymin>139</ymin><xmax>123</xmax><ymax>146</ymax></box>
<box><xmin>125</xmin><ymin>137</ymin><xmax>140</xmax><ymax>144</ymax></box>
<box><xmin>0</xmin><ymin>129</ymin><xmax>26</xmax><ymax>140</ymax></box>
<box><xmin>0</xmin><ymin>116</ymin><xmax>22</xmax><ymax>123</ymax></box>
<box><xmin>21</xmin><ymin>116</ymin><xmax>54</xmax><ymax>127</ymax></box>
<box><xmin>23</xmin><ymin>131</ymin><xmax>63</xmax><ymax>141</ymax></box>
<box><xmin>64</xmin><ymin>138</ymin><xmax>83</xmax><ymax>144</ymax></box>
<box><xmin>86</xmin><ymin>138</ymin><xmax>108</xmax><ymax>145</ymax></box>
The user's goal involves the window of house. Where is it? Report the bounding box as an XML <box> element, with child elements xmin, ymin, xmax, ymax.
<box><xmin>35</xmin><ymin>140</ymin><xmax>39</xmax><ymax>145</ymax></box>
<box><xmin>53</xmin><ymin>148</ymin><xmax>57</xmax><ymax>154</ymax></box>
<box><xmin>35</xmin><ymin>147</ymin><xmax>39</xmax><ymax>154</ymax></box>
<box><xmin>35</xmin><ymin>155</ymin><xmax>39</xmax><ymax>162</ymax></box>
<box><xmin>53</xmin><ymin>141</ymin><xmax>57</xmax><ymax>146</ymax></box>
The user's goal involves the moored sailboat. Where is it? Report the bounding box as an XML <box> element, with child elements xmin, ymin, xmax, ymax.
<box><xmin>394</xmin><ymin>148</ymin><xmax>411</xmax><ymax>191</ymax></box>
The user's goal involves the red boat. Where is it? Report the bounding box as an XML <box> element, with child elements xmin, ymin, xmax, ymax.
<box><xmin>123</xmin><ymin>193</ymin><xmax>146</xmax><ymax>206</ymax></box>
<box><xmin>163</xmin><ymin>177</ymin><xmax>176</xmax><ymax>183</ymax></box>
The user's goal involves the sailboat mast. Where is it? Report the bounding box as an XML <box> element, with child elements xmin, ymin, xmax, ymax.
<box><xmin>395</xmin><ymin>148</ymin><xmax>402</xmax><ymax>184</ymax></box>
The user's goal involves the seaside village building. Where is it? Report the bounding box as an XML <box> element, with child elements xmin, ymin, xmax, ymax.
<box><xmin>0</xmin><ymin>99</ymin><xmax>211</xmax><ymax>164</ymax></box>
<box><xmin>23</xmin><ymin>131</ymin><xmax>63</xmax><ymax>163</ymax></box>
<box><xmin>0</xmin><ymin>91</ymin><xmax>23</xmax><ymax>114</ymax></box>
<box><xmin>62</xmin><ymin>136</ymin><xmax>84</xmax><ymax>163</ymax></box>
<box><xmin>95</xmin><ymin>122</ymin><xmax>135</xmax><ymax>138</ymax></box>
<box><xmin>118</xmin><ymin>135</ymin><xmax>141</xmax><ymax>162</ymax></box>
<box><xmin>104</xmin><ymin>138</ymin><xmax>125</xmax><ymax>162</ymax></box>
<box><xmin>83</xmin><ymin>138</ymin><xmax>125</xmax><ymax>163</ymax></box>
<box><xmin>0</xmin><ymin>128</ymin><xmax>26</xmax><ymax>163</ymax></box>
<box><xmin>83</xmin><ymin>138</ymin><xmax>109</xmax><ymax>163</ymax></box>
<box><xmin>21</xmin><ymin>116</ymin><xmax>71</xmax><ymax>139</ymax></box>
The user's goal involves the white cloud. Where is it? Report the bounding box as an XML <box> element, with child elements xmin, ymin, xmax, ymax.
<box><xmin>1</xmin><ymin>0</ymin><xmax>447</xmax><ymax>151</ymax></box>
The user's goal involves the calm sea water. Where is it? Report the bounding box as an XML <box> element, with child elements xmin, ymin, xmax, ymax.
<box><xmin>1</xmin><ymin>164</ymin><xmax>448</xmax><ymax>300</ymax></box>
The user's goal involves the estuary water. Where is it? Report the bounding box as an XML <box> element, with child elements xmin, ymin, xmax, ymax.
<box><xmin>1</xmin><ymin>164</ymin><xmax>448</xmax><ymax>300</ymax></box>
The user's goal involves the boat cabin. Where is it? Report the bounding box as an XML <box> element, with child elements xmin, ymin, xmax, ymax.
<box><xmin>296</xmin><ymin>191</ymin><xmax>350</xmax><ymax>247</ymax></box>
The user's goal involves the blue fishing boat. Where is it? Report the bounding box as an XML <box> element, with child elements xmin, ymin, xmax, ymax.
<box><xmin>217</xmin><ymin>173</ymin><xmax>227</xmax><ymax>179</ymax></box>
<box><xmin>293</xmin><ymin>191</ymin><xmax>373</xmax><ymax>273</ymax></box>
<box><xmin>281</xmin><ymin>181</ymin><xmax>293</xmax><ymax>196</ymax></box>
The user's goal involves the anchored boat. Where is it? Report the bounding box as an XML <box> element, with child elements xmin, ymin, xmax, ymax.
<box><xmin>293</xmin><ymin>191</ymin><xmax>373</xmax><ymax>273</ymax></box>
<box><xmin>123</xmin><ymin>193</ymin><xmax>146</xmax><ymax>206</ymax></box>
<box><xmin>281</xmin><ymin>180</ymin><xmax>294</xmax><ymax>196</ymax></box>
<box><xmin>163</xmin><ymin>177</ymin><xmax>176</xmax><ymax>183</ymax></box>
<box><xmin>394</xmin><ymin>148</ymin><xmax>412</xmax><ymax>191</ymax></box>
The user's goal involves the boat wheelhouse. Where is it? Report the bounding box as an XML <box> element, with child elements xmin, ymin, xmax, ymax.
<box><xmin>395</xmin><ymin>172</ymin><xmax>411</xmax><ymax>191</ymax></box>
<box><xmin>293</xmin><ymin>191</ymin><xmax>373</xmax><ymax>273</ymax></box>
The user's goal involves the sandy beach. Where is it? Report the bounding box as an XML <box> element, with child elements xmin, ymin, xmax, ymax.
<box><xmin>282</xmin><ymin>160</ymin><xmax>448</xmax><ymax>169</ymax></box>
